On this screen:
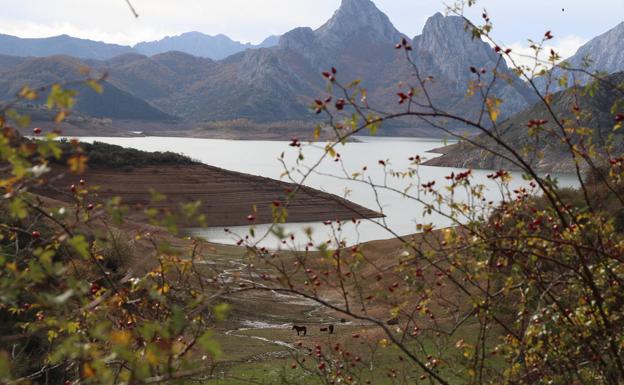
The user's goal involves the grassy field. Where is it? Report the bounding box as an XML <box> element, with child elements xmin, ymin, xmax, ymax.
<box><xmin>189</xmin><ymin>238</ymin><xmax>502</xmax><ymax>385</ymax></box>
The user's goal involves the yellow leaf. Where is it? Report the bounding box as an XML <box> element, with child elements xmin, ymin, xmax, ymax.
<box><xmin>18</xmin><ymin>86</ymin><xmax>38</xmax><ymax>100</ymax></box>
<box><xmin>158</xmin><ymin>283</ymin><xmax>170</xmax><ymax>294</ymax></box>
<box><xmin>486</xmin><ymin>98</ymin><xmax>502</xmax><ymax>122</ymax></box>
<box><xmin>146</xmin><ymin>348</ymin><xmax>159</xmax><ymax>365</ymax></box>
<box><xmin>86</xmin><ymin>79</ymin><xmax>103</xmax><ymax>94</ymax></box>
<box><xmin>83</xmin><ymin>363</ymin><xmax>96</xmax><ymax>378</ymax></box>
<box><xmin>67</xmin><ymin>154</ymin><xmax>88</xmax><ymax>174</ymax></box>
<box><xmin>111</xmin><ymin>330</ymin><xmax>132</xmax><ymax>346</ymax></box>
<box><xmin>55</xmin><ymin>110</ymin><xmax>67</xmax><ymax>123</ymax></box>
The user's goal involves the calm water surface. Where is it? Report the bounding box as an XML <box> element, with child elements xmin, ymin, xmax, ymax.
<box><xmin>77</xmin><ymin>136</ymin><xmax>579</xmax><ymax>248</ymax></box>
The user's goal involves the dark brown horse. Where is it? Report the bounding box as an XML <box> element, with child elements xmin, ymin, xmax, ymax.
<box><xmin>292</xmin><ymin>325</ymin><xmax>307</xmax><ymax>336</ymax></box>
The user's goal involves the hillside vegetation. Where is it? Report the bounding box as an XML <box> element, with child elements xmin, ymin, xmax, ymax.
<box><xmin>426</xmin><ymin>71</ymin><xmax>624</xmax><ymax>172</ymax></box>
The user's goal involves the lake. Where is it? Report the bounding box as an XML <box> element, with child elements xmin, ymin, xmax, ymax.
<box><xmin>76</xmin><ymin>136</ymin><xmax>579</xmax><ymax>248</ymax></box>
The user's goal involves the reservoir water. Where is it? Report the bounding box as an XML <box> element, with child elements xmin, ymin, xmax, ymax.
<box><xmin>75</xmin><ymin>136</ymin><xmax>579</xmax><ymax>248</ymax></box>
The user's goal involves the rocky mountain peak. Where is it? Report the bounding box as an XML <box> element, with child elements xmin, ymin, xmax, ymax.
<box><xmin>418</xmin><ymin>13</ymin><xmax>472</xmax><ymax>47</ymax></box>
<box><xmin>414</xmin><ymin>13</ymin><xmax>499</xmax><ymax>81</ymax></box>
<box><xmin>412</xmin><ymin>13</ymin><xmax>534</xmax><ymax>116</ymax></box>
<box><xmin>315</xmin><ymin>0</ymin><xmax>402</xmax><ymax>45</ymax></box>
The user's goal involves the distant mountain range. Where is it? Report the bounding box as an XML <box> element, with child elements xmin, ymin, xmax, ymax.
<box><xmin>0</xmin><ymin>34</ymin><xmax>134</xmax><ymax>61</ymax></box>
<box><xmin>0</xmin><ymin>0</ymin><xmax>622</xmax><ymax>138</ymax></box>
<box><xmin>0</xmin><ymin>32</ymin><xmax>279</xmax><ymax>61</ymax></box>
<box><xmin>135</xmin><ymin>33</ymin><xmax>279</xmax><ymax>60</ymax></box>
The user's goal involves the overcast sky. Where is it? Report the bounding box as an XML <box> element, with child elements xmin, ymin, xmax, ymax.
<box><xmin>0</xmin><ymin>0</ymin><xmax>622</xmax><ymax>62</ymax></box>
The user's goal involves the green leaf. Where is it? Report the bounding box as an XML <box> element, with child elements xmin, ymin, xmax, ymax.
<box><xmin>0</xmin><ymin>352</ymin><xmax>9</xmax><ymax>380</ymax></box>
<box><xmin>9</xmin><ymin>197</ymin><xmax>28</xmax><ymax>219</ymax></box>
<box><xmin>198</xmin><ymin>331</ymin><xmax>222</xmax><ymax>359</ymax></box>
<box><xmin>68</xmin><ymin>235</ymin><xmax>90</xmax><ymax>259</ymax></box>
<box><xmin>214</xmin><ymin>303</ymin><xmax>230</xmax><ymax>322</ymax></box>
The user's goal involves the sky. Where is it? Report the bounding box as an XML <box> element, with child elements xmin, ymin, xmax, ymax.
<box><xmin>0</xmin><ymin>0</ymin><xmax>622</xmax><ymax>63</ymax></box>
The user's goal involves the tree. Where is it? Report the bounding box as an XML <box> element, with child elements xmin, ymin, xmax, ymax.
<box><xmin>227</xmin><ymin>2</ymin><xmax>624</xmax><ymax>384</ymax></box>
<box><xmin>0</xmin><ymin>75</ymin><xmax>229</xmax><ymax>384</ymax></box>
<box><xmin>1</xmin><ymin>0</ymin><xmax>623</xmax><ymax>384</ymax></box>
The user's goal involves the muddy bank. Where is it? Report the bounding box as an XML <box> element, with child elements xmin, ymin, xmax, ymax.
<box><xmin>36</xmin><ymin>163</ymin><xmax>381</xmax><ymax>227</ymax></box>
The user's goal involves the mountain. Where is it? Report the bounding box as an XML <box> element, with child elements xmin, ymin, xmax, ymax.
<box><xmin>95</xmin><ymin>51</ymin><xmax>219</xmax><ymax>118</ymax></box>
<box><xmin>257</xmin><ymin>35</ymin><xmax>281</xmax><ymax>48</ymax></box>
<box><xmin>0</xmin><ymin>32</ymin><xmax>280</xmax><ymax>62</ymax></box>
<box><xmin>99</xmin><ymin>0</ymin><xmax>534</xmax><ymax>125</ymax></box>
<box><xmin>134</xmin><ymin>32</ymin><xmax>280</xmax><ymax>60</ymax></box>
<box><xmin>426</xmin><ymin>71</ymin><xmax>624</xmax><ymax>172</ymax></box>
<box><xmin>405</xmin><ymin>12</ymin><xmax>536</xmax><ymax>123</ymax></box>
<box><xmin>0</xmin><ymin>34</ymin><xmax>134</xmax><ymax>60</ymax></box>
<box><xmin>0</xmin><ymin>55</ymin><xmax>174</xmax><ymax>121</ymax></box>
<box><xmin>537</xmin><ymin>22</ymin><xmax>624</xmax><ymax>92</ymax></box>
<box><xmin>0</xmin><ymin>0</ymin><xmax>538</xmax><ymax>133</ymax></box>
<box><xmin>316</xmin><ymin>0</ymin><xmax>403</xmax><ymax>45</ymax></box>
<box><xmin>0</xmin><ymin>54</ymin><xmax>26</xmax><ymax>73</ymax></box>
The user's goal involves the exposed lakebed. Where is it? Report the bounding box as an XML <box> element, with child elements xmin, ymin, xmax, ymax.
<box><xmin>75</xmin><ymin>136</ymin><xmax>580</xmax><ymax>248</ymax></box>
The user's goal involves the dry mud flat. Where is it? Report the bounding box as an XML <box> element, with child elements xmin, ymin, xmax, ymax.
<box><xmin>37</xmin><ymin>163</ymin><xmax>380</xmax><ymax>227</ymax></box>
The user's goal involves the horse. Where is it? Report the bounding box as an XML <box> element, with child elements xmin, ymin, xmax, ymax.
<box><xmin>292</xmin><ymin>325</ymin><xmax>307</xmax><ymax>336</ymax></box>
<box><xmin>320</xmin><ymin>325</ymin><xmax>335</xmax><ymax>334</ymax></box>
<box><xmin>386</xmin><ymin>318</ymin><xmax>400</xmax><ymax>326</ymax></box>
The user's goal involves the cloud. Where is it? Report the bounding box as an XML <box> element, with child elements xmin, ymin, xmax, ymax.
<box><xmin>0</xmin><ymin>0</ymin><xmax>619</xmax><ymax>49</ymax></box>
<box><xmin>0</xmin><ymin>0</ymin><xmax>342</xmax><ymax>45</ymax></box>
<box><xmin>505</xmin><ymin>35</ymin><xmax>588</xmax><ymax>70</ymax></box>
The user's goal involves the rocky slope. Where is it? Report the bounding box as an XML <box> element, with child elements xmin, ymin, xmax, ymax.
<box><xmin>426</xmin><ymin>71</ymin><xmax>624</xmax><ymax>172</ymax></box>
<box><xmin>411</xmin><ymin>13</ymin><xmax>535</xmax><ymax>116</ymax></box>
<box><xmin>536</xmin><ymin>21</ymin><xmax>624</xmax><ymax>92</ymax></box>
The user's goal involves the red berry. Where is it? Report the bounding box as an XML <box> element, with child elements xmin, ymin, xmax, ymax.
<box><xmin>247</xmin><ymin>214</ymin><xmax>256</xmax><ymax>222</ymax></box>
<box><xmin>70</xmin><ymin>184</ymin><xmax>77</xmax><ymax>193</ymax></box>
<box><xmin>87</xmin><ymin>203</ymin><xmax>94</xmax><ymax>211</ymax></box>
<box><xmin>33</xmin><ymin>127</ymin><xmax>42</xmax><ymax>135</ymax></box>
<box><xmin>31</xmin><ymin>231</ymin><xmax>41</xmax><ymax>239</ymax></box>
